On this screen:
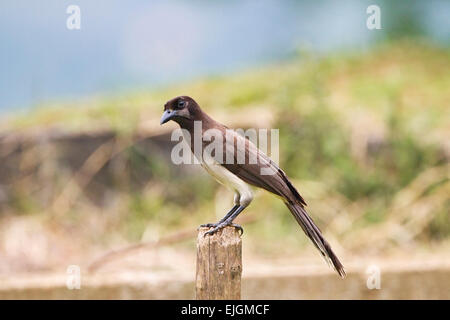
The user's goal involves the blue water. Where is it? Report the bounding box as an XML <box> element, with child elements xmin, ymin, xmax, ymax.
<box><xmin>0</xmin><ymin>0</ymin><xmax>449</xmax><ymax>112</ymax></box>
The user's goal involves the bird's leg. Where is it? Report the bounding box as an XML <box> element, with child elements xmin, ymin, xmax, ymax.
<box><xmin>199</xmin><ymin>204</ymin><xmax>239</xmax><ymax>229</ymax></box>
<box><xmin>204</xmin><ymin>205</ymin><xmax>247</xmax><ymax>237</ymax></box>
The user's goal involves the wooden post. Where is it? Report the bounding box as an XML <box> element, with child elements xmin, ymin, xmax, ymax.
<box><xmin>196</xmin><ymin>226</ymin><xmax>242</xmax><ymax>300</ymax></box>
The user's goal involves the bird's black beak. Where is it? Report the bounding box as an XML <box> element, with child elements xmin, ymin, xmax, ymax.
<box><xmin>160</xmin><ymin>110</ymin><xmax>176</xmax><ymax>125</ymax></box>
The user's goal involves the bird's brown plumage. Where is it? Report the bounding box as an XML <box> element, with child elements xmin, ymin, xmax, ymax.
<box><xmin>162</xmin><ymin>95</ymin><xmax>345</xmax><ymax>277</ymax></box>
<box><xmin>220</xmin><ymin>130</ymin><xmax>345</xmax><ymax>277</ymax></box>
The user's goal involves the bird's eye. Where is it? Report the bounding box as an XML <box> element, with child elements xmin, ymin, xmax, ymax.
<box><xmin>177</xmin><ymin>100</ymin><xmax>185</xmax><ymax>109</ymax></box>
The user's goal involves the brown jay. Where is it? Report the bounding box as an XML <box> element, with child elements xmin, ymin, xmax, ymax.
<box><xmin>160</xmin><ymin>95</ymin><xmax>345</xmax><ymax>277</ymax></box>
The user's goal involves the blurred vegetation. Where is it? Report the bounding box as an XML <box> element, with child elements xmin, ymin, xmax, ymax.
<box><xmin>0</xmin><ymin>39</ymin><xmax>449</xmax><ymax>272</ymax></box>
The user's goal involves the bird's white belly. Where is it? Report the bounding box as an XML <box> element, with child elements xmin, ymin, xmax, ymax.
<box><xmin>200</xmin><ymin>152</ymin><xmax>253</xmax><ymax>206</ymax></box>
<box><xmin>180</xmin><ymin>129</ymin><xmax>253</xmax><ymax>206</ymax></box>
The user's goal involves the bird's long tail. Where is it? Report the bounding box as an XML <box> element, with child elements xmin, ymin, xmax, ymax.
<box><xmin>285</xmin><ymin>201</ymin><xmax>346</xmax><ymax>278</ymax></box>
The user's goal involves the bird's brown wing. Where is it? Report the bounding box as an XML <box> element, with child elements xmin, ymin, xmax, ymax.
<box><xmin>220</xmin><ymin>131</ymin><xmax>346</xmax><ymax>277</ymax></box>
<box><xmin>220</xmin><ymin>131</ymin><xmax>306</xmax><ymax>205</ymax></box>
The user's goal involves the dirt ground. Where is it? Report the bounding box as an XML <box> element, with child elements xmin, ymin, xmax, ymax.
<box><xmin>1</xmin><ymin>244</ymin><xmax>449</xmax><ymax>299</ymax></box>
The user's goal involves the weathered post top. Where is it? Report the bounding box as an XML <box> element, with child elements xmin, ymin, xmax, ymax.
<box><xmin>196</xmin><ymin>226</ymin><xmax>242</xmax><ymax>300</ymax></box>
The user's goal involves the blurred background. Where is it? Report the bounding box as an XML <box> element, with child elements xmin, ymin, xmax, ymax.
<box><xmin>0</xmin><ymin>0</ymin><xmax>449</xmax><ymax>299</ymax></box>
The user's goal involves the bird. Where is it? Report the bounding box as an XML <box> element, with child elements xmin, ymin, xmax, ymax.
<box><xmin>160</xmin><ymin>95</ymin><xmax>345</xmax><ymax>277</ymax></box>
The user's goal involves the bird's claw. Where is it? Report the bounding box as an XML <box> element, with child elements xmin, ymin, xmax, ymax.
<box><xmin>202</xmin><ymin>222</ymin><xmax>243</xmax><ymax>237</ymax></box>
<box><xmin>233</xmin><ymin>224</ymin><xmax>244</xmax><ymax>236</ymax></box>
<box><xmin>199</xmin><ymin>223</ymin><xmax>217</xmax><ymax>228</ymax></box>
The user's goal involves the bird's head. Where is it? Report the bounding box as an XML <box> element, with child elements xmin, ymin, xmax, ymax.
<box><xmin>160</xmin><ymin>96</ymin><xmax>201</xmax><ymax>125</ymax></box>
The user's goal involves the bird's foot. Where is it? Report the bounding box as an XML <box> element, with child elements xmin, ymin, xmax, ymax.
<box><xmin>198</xmin><ymin>223</ymin><xmax>218</xmax><ymax>228</ymax></box>
<box><xmin>202</xmin><ymin>222</ymin><xmax>243</xmax><ymax>237</ymax></box>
